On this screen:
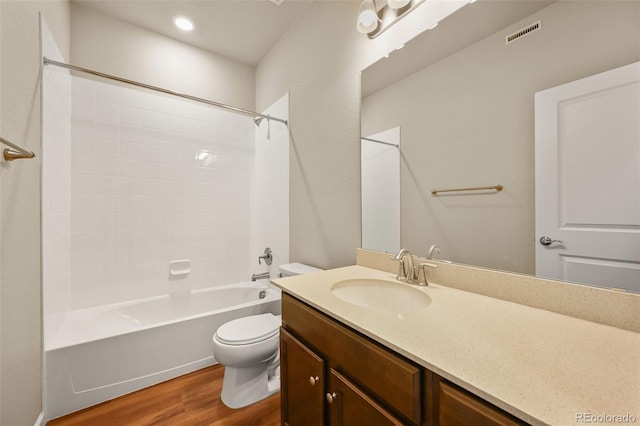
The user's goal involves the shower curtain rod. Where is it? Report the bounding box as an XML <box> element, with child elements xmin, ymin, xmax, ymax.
<box><xmin>43</xmin><ymin>57</ymin><xmax>288</xmax><ymax>126</ymax></box>
<box><xmin>361</xmin><ymin>136</ymin><xmax>399</xmax><ymax>148</ymax></box>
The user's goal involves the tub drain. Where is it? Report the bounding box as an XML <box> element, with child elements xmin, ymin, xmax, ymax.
<box><xmin>259</xmin><ymin>290</ymin><xmax>267</xmax><ymax>299</ymax></box>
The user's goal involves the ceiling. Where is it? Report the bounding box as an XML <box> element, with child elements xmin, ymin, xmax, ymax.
<box><xmin>71</xmin><ymin>0</ymin><xmax>315</xmax><ymax>66</ymax></box>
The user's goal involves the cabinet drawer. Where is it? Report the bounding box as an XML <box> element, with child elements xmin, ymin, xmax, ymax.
<box><xmin>328</xmin><ymin>368</ymin><xmax>404</xmax><ymax>426</ymax></box>
<box><xmin>437</xmin><ymin>381</ymin><xmax>527</xmax><ymax>426</ymax></box>
<box><xmin>282</xmin><ymin>293</ymin><xmax>422</xmax><ymax>425</ymax></box>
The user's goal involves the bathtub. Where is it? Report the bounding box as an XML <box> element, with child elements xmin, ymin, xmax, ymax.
<box><xmin>45</xmin><ymin>282</ymin><xmax>281</xmax><ymax>421</ymax></box>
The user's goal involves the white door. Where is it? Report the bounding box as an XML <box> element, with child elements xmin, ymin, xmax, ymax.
<box><xmin>535</xmin><ymin>62</ymin><xmax>640</xmax><ymax>293</ymax></box>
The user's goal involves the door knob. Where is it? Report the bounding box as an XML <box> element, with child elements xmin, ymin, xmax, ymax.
<box><xmin>326</xmin><ymin>392</ymin><xmax>337</xmax><ymax>404</ymax></box>
<box><xmin>309</xmin><ymin>376</ymin><xmax>319</xmax><ymax>386</ymax></box>
<box><xmin>539</xmin><ymin>236</ymin><xmax>564</xmax><ymax>246</ymax></box>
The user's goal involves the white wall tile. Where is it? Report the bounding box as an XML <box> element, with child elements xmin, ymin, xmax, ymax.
<box><xmin>43</xmin><ymin>44</ymin><xmax>72</xmax><ymax>346</ymax></box>
<box><xmin>119</xmin><ymin>124</ymin><xmax>141</xmax><ymax>143</ymax></box>
<box><xmin>95</xmin><ymin>139</ymin><xmax>120</xmax><ymax>158</ymax></box>
<box><xmin>252</xmin><ymin>93</ymin><xmax>290</xmax><ymax>279</ymax></box>
<box><xmin>95</xmin><ymin>119</ymin><xmax>119</xmax><ymax>140</ymax></box>
<box><xmin>66</xmin><ymin>75</ymin><xmax>258</xmax><ymax>309</ymax></box>
<box><xmin>119</xmin><ymin>86</ymin><xmax>142</xmax><ymax>108</ymax></box>
<box><xmin>119</xmin><ymin>105</ymin><xmax>142</xmax><ymax>126</ymax></box>
<box><xmin>119</xmin><ymin>142</ymin><xmax>141</xmax><ymax>160</ymax></box>
<box><xmin>71</xmin><ymin>76</ymin><xmax>95</xmax><ymax>98</ymax></box>
<box><xmin>96</xmin><ymin>81</ymin><xmax>118</xmax><ymax>104</ymax></box>
<box><xmin>96</xmin><ymin>101</ymin><xmax>119</xmax><ymax>122</ymax></box>
<box><xmin>71</xmin><ymin>95</ymin><xmax>96</xmax><ymax>118</ymax></box>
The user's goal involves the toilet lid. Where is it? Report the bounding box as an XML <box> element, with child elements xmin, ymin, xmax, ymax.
<box><xmin>216</xmin><ymin>313</ymin><xmax>281</xmax><ymax>345</ymax></box>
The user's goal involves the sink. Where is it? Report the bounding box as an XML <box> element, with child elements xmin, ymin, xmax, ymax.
<box><xmin>330</xmin><ymin>279</ymin><xmax>431</xmax><ymax>313</ymax></box>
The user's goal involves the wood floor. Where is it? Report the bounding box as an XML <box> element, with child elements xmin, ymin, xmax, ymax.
<box><xmin>47</xmin><ymin>365</ymin><xmax>281</xmax><ymax>426</ymax></box>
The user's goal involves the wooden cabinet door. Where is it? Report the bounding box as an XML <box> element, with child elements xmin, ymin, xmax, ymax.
<box><xmin>280</xmin><ymin>328</ymin><xmax>325</xmax><ymax>426</ymax></box>
<box><xmin>438</xmin><ymin>381</ymin><xmax>526</xmax><ymax>426</ymax></box>
<box><xmin>327</xmin><ymin>369</ymin><xmax>404</xmax><ymax>426</ymax></box>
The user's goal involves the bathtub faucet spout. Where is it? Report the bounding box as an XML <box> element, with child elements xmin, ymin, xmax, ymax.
<box><xmin>251</xmin><ymin>272</ymin><xmax>270</xmax><ymax>281</ymax></box>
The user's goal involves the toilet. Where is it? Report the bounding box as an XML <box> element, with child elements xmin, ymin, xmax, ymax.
<box><xmin>212</xmin><ymin>263</ymin><xmax>321</xmax><ymax>409</ymax></box>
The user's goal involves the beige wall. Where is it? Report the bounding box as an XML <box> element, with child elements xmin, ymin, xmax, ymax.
<box><xmin>255</xmin><ymin>1</ymin><xmax>447</xmax><ymax>269</ymax></box>
<box><xmin>362</xmin><ymin>1</ymin><xmax>640</xmax><ymax>274</ymax></box>
<box><xmin>70</xmin><ymin>4</ymin><xmax>255</xmax><ymax>111</ymax></box>
<box><xmin>70</xmin><ymin>0</ymin><xmax>464</xmax><ymax>275</ymax></box>
<box><xmin>0</xmin><ymin>1</ymin><xmax>70</xmax><ymax>424</ymax></box>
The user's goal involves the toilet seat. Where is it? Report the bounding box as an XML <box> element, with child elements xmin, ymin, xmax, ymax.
<box><xmin>215</xmin><ymin>313</ymin><xmax>281</xmax><ymax>346</ymax></box>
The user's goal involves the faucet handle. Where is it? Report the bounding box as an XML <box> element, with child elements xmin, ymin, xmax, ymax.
<box><xmin>418</xmin><ymin>262</ymin><xmax>438</xmax><ymax>286</ymax></box>
<box><xmin>396</xmin><ymin>259</ymin><xmax>407</xmax><ymax>280</ymax></box>
<box><xmin>258</xmin><ymin>247</ymin><xmax>273</xmax><ymax>265</ymax></box>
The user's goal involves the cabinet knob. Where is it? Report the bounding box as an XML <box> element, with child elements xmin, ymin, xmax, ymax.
<box><xmin>326</xmin><ymin>392</ymin><xmax>337</xmax><ymax>404</ymax></box>
<box><xmin>309</xmin><ymin>376</ymin><xmax>319</xmax><ymax>386</ymax></box>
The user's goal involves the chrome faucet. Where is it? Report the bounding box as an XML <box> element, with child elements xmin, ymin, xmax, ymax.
<box><xmin>427</xmin><ymin>245</ymin><xmax>441</xmax><ymax>260</ymax></box>
<box><xmin>393</xmin><ymin>248</ymin><xmax>438</xmax><ymax>286</ymax></box>
<box><xmin>251</xmin><ymin>271</ymin><xmax>270</xmax><ymax>281</ymax></box>
<box><xmin>393</xmin><ymin>248</ymin><xmax>418</xmax><ymax>284</ymax></box>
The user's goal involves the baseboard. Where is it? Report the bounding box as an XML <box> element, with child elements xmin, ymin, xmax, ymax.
<box><xmin>34</xmin><ymin>411</ymin><xmax>46</xmax><ymax>426</ymax></box>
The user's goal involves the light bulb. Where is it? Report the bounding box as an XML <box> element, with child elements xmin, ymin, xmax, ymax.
<box><xmin>357</xmin><ymin>0</ymin><xmax>379</xmax><ymax>34</ymax></box>
<box><xmin>360</xmin><ymin>11</ymin><xmax>377</xmax><ymax>27</ymax></box>
<box><xmin>173</xmin><ymin>15</ymin><xmax>194</xmax><ymax>32</ymax></box>
<box><xmin>387</xmin><ymin>0</ymin><xmax>410</xmax><ymax>9</ymax></box>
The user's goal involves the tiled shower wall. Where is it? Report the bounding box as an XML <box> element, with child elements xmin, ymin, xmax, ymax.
<box><xmin>68</xmin><ymin>76</ymin><xmax>256</xmax><ymax>309</ymax></box>
<box><xmin>42</xmin><ymin>21</ymin><xmax>72</xmax><ymax>344</ymax></box>
<box><xmin>361</xmin><ymin>127</ymin><xmax>400</xmax><ymax>254</ymax></box>
<box><xmin>252</xmin><ymin>94</ymin><xmax>290</xmax><ymax>279</ymax></box>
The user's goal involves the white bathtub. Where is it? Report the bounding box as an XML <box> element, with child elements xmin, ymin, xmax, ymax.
<box><xmin>45</xmin><ymin>282</ymin><xmax>281</xmax><ymax>421</ymax></box>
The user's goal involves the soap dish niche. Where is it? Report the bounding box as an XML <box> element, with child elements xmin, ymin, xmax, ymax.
<box><xmin>169</xmin><ymin>259</ymin><xmax>191</xmax><ymax>277</ymax></box>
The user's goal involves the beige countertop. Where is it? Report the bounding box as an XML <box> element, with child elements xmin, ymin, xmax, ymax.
<box><xmin>272</xmin><ymin>265</ymin><xmax>640</xmax><ymax>426</ymax></box>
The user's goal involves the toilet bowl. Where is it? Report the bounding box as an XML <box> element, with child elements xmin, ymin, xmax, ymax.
<box><xmin>212</xmin><ymin>313</ymin><xmax>282</xmax><ymax>409</ymax></box>
<box><xmin>212</xmin><ymin>263</ymin><xmax>322</xmax><ymax>409</ymax></box>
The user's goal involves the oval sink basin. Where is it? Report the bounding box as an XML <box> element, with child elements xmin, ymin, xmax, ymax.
<box><xmin>331</xmin><ymin>279</ymin><xmax>431</xmax><ymax>313</ymax></box>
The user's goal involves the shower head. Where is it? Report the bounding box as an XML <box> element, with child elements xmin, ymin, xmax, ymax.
<box><xmin>254</xmin><ymin>116</ymin><xmax>271</xmax><ymax>140</ymax></box>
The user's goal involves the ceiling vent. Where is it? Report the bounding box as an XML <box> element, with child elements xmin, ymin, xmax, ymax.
<box><xmin>505</xmin><ymin>20</ymin><xmax>541</xmax><ymax>45</ymax></box>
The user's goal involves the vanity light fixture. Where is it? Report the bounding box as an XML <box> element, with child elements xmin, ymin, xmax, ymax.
<box><xmin>173</xmin><ymin>15</ymin><xmax>194</xmax><ymax>32</ymax></box>
<box><xmin>387</xmin><ymin>0</ymin><xmax>411</xmax><ymax>9</ymax></box>
<box><xmin>358</xmin><ymin>0</ymin><xmax>425</xmax><ymax>38</ymax></box>
<box><xmin>360</xmin><ymin>0</ymin><xmax>477</xmax><ymax>39</ymax></box>
<box><xmin>357</xmin><ymin>0</ymin><xmax>380</xmax><ymax>34</ymax></box>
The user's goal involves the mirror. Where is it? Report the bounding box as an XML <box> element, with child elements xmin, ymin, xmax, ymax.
<box><xmin>361</xmin><ymin>127</ymin><xmax>401</xmax><ymax>254</ymax></box>
<box><xmin>361</xmin><ymin>0</ymin><xmax>640</xmax><ymax>291</ymax></box>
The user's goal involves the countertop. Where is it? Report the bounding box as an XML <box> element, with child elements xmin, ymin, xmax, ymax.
<box><xmin>272</xmin><ymin>265</ymin><xmax>640</xmax><ymax>426</ymax></box>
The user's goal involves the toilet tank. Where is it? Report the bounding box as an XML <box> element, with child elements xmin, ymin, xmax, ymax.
<box><xmin>279</xmin><ymin>263</ymin><xmax>322</xmax><ymax>277</ymax></box>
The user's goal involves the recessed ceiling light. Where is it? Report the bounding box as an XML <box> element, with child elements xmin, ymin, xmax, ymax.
<box><xmin>173</xmin><ymin>15</ymin><xmax>194</xmax><ymax>32</ymax></box>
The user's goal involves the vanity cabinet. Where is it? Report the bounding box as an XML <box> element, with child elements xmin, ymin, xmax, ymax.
<box><xmin>328</xmin><ymin>368</ymin><xmax>404</xmax><ymax>425</ymax></box>
<box><xmin>430</xmin><ymin>374</ymin><xmax>526</xmax><ymax>426</ymax></box>
<box><xmin>281</xmin><ymin>293</ymin><xmax>420</xmax><ymax>425</ymax></box>
<box><xmin>280</xmin><ymin>328</ymin><xmax>325</xmax><ymax>425</ymax></box>
<box><xmin>281</xmin><ymin>328</ymin><xmax>403</xmax><ymax>426</ymax></box>
<box><xmin>281</xmin><ymin>293</ymin><xmax>529</xmax><ymax>426</ymax></box>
